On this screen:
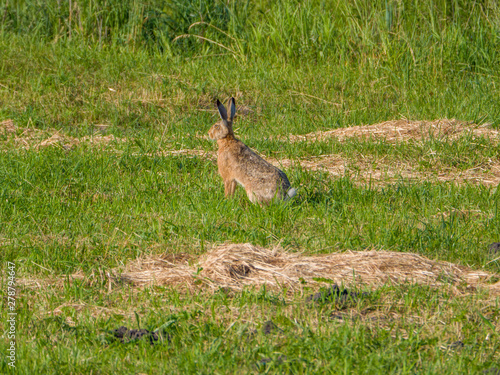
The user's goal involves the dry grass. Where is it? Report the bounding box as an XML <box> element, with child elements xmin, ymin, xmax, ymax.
<box><xmin>0</xmin><ymin>119</ymin><xmax>16</xmax><ymax>133</ymax></box>
<box><xmin>222</xmin><ymin>118</ymin><xmax>500</xmax><ymax>186</ymax></box>
<box><xmin>156</xmin><ymin>149</ymin><xmax>216</xmax><ymax>160</ymax></box>
<box><xmin>117</xmin><ymin>243</ymin><xmax>500</xmax><ymax>296</ymax></box>
<box><xmin>284</xmin><ymin>119</ymin><xmax>499</xmax><ymax>143</ymax></box>
<box><xmin>274</xmin><ymin>154</ymin><xmax>500</xmax><ymax>186</ymax></box>
<box><xmin>0</xmin><ymin>119</ymin><xmax>125</xmax><ymax>150</ymax></box>
<box><xmin>16</xmin><ymin>273</ymin><xmax>86</xmax><ymax>295</ymax></box>
<box><xmin>427</xmin><ymin>209</ymin><xmax>494</xmax><ymax>221</ymax></box>
<box><xmin>157</xmin><ymin>140</ymin><xmax>500</xmax><ymax>188</ymax></box>
<box><xmin>4</xmin><ymin>117</ymin><xmax>499</xmax><ymax>186</ymax></box>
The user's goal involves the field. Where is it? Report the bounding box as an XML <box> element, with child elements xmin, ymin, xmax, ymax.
<box><xmin>1</xmin><ymin>0</ymin><xmax>500</xmax><ymax>373</ymax></box>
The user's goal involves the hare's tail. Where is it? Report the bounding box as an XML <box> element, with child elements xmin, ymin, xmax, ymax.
<box><xmin>285</xmin><ymin>187</ymin><xmax>297</xmax><ymax>201</ymax></box>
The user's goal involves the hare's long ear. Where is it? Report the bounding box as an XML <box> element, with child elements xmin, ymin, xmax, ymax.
<box><xmin>229</xmin><ymin>97</ymin><xmax>236</xmax><ymax>121</ymax></box>
<box><xmin>217</xmin><ymin>99</ymin><xmax>228</xmax><ymax>122</ymax></box>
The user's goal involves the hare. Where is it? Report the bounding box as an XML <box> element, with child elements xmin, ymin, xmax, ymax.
<box><xmin>208</xmin><ymin>97</ymin><xmax>296</xmax><ymax>204</ymax></box>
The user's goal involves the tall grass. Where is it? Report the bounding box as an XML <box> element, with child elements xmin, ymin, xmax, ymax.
<box><xmin>2</xmin><ymin>0</ymin><xmax>499</xmax><ymax>68</ymax></box>
<box><xmin>1</xmin><ymin>0</ymin><xmax>499</xmax><ymax>129</ymax></box>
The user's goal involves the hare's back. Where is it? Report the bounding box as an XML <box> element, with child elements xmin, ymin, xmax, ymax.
<box><xmin>237</xmin><ymin>144</ymin><xmax>279</xmax><ymax>174</ymax></box>
<box><xmin>234</xmin><ymin>144</ymin><xmax>289</xmax><ymax>188</ymax></box>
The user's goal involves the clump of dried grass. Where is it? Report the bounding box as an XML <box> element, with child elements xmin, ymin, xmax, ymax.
<box><xmin>158</xmin><ymin>149</ymin><xmax>216</xmax><ymax>161</ymax></box>
<box><xmin>0</xmin><ymin>119</ymin><xmax>16</xmax><ymax>134</ymax></box>
<box><xmin>0</xmin><ymin>119</ymin><xmax>124</xmax><ymax>150</ymax></box>
<box><xmin>273</xmin><ymin>154</ymin><xmax>500</xmax><ymax>187</ymax></box>
<box><xmin>118</xmin><ymin>243</ymin><xmax>500</xmax><ymax>295</ymax></box>
<box><xmin>285</xmin><ymin>119</ymin><xmax>499</xmax><ymax>143</ymax></box>
<box><xmin>16</xmin><ymin>271</ymin><xmax>86</xmax><ymax>290</ymax></box>
<box><xmin>119</xmin><ymin>253</ymin><xmax>195</xmax><ymax>287</ymax></box>
<box><xmin>38</xmin><ymin>132</ymin><xmax>123</xmax><ymax>149</ymax></box>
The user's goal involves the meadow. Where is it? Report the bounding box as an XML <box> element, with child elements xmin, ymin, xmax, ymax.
<box><xmin>1</xmin><ymin>0</ymin><xmax>500</xmax><ymax>373</ymax></box>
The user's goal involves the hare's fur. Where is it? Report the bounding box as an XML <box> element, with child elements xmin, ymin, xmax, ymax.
<box><xmin>209</xmin><ymin>98</ymin><xmax>296</xmax><ymax>204</ymax></box>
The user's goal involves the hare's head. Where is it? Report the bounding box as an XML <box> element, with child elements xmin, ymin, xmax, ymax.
<box><xmin>209</xmin><ymin>97</ymin><xmax>236</xmax><ymax>140</ymax></box>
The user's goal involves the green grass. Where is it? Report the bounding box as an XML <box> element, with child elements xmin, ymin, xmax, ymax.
<box><xmin>1</xmin><ymin>0</ymin><xmax>500</xmax><ymax>373</ymax></box>
<box><xmin>3</xmin><ymin>282</ymin><xmax>500</xmax><ymax>374</ymax></box>
<box><xmin>1</xmin><ymin>145</ymin><xmax>498</xmax><ymax>273</ymax></box>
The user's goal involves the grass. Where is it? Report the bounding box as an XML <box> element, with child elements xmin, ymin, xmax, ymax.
<box><xmin>1</xmin><ymin>0</ymin><xmax>500</xmax><ymax>373</ymax></box>
<box><xmin>4</xmin><ymin>282</ymin><xmax>500</xmax><ymax>374</ymax></box>
<box><xmin>1</xmin><ymin>145</ymin><xmax>498</xmax><ymax>272</ymax></box>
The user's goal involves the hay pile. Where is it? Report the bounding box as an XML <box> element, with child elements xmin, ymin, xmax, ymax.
<box><xmin>119</xmin><ymin>243</ymin><xmax>500</xmax><ymax>294</ymax></box>
<box><xmin>285</xmin><ymin>119</ymin><xmax>499</xmax><ymax>143</ymax></box>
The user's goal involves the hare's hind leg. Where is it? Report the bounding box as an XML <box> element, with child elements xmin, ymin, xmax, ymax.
<box><xmin>246</xmin><ymin>190</ymin><xmax>259</xmax><ymax>204</ymax></box>
<box><xmin>245</xmin><ymin>188</ymin><xmax>268</xmax><ymax>204</ymax></box>
<box><xmin>224</xmin><ymin>180</ymin><xmax>237</xmax><ymax>197</ymax></box>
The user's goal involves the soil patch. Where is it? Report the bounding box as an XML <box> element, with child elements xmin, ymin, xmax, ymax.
<box><xmin>117</xmin><ymin>243</ymin><xmax>500</xmax><ymax>295</ymax></box>
<box><xmin>306</xmin><ymin>284</ymin><xmax>367</xmax><ymax>305</ymax></box>
<box><xmin>489</xmin><ymin>243</ymin><xmax>500</xmax><ymax>255</ymax></box>
<box><xmin>110</xmin><ymin>326</ymin><xmax>160</xmax><ymax>344</ymax></box>
<box><xmin>262</xmin><ymin>320</ymin><xmax>282</xmax><ymax>335</ymax></box>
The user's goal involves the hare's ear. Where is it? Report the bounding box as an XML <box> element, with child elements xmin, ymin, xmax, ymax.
<box><xmin>229</xmin><ymin>97</ymin><xmax>236</xmax><ymax>121</ymax></box>
<box><xmin>217</xmin><ymin>99</ymin><xmax>228</xmax><ymax>122</ymax></box>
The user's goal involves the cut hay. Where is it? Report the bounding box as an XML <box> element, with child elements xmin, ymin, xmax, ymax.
<box><xmin>158</xmin><ymin>149</ymin><xmax>216</xmax><ymax>161</ymax></box>
<box><xmin>0</xmin><ymin>119</ymin><xmax>16</xmax><ymax>134</ymax></box>
<box><xmin>0</xmin><ymin>119</ymin><xmax>125</xmax><ymax>150</ymax></box>
<box><xmin>36</xmin><ymin>132</ymin><xmax>123</xmax><ymax>149</ymax></box>
<box><xmin>274</xmin><ymin>154</ymin><xmax>500</xmax><ymax>187</ymax></box>
<box><xmin>285</xmin><ymin>119</ymin><xmax>499</xmax><ymax>143</ymax></box>
<box><xmin>118</xmin><ymin>243</ymin><xmax>500</xmax><ymax>295</ymax></box>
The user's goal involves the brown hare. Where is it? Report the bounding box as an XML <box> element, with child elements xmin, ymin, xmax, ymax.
<box><xmin>208</xmin><ymin>97</ymin><xmax>296</xmax><ymax>204</ymax></box>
